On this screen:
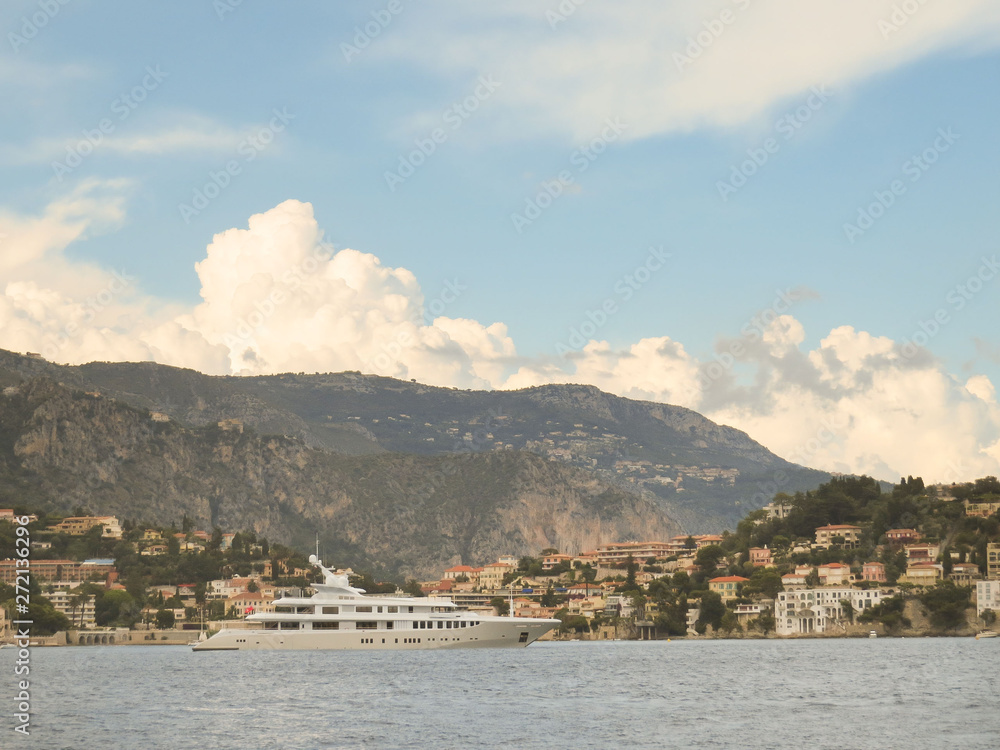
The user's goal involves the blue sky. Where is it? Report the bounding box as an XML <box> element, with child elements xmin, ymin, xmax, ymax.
<box><xmin>2</xmin><ymin>0</ymin><xmax>1000</xmax><ymax>483</ymax></box>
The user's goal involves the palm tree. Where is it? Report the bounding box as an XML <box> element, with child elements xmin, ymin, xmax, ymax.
<box><xmin>69</xmin><ymin>593</ymin><xmax>83</xmax><ymax>629</ymax></box>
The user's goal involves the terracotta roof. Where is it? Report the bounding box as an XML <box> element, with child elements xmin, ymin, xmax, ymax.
<box><xmin>709</xmin><ymin>576</ymin><xmax>749</xmax><ymax>583</ymax></box>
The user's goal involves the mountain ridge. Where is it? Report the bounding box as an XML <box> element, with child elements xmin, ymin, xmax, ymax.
<box><xmin>0</xmin><ymin>348</ymin><xmax>831</xmax><ymax>574</ymax></box>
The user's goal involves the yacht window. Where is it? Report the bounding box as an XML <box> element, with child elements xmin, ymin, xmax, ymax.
<box><xmin>296</xmin><ymin>607</ymin><xmax>314</xmax><ymax>614</ymax></box>
<box><xmin>387</xmin><ymin>606</ymin><xmax>398</xmax><ymax>613</ymax></box>
<box><xmin>377</xmin><ymin>606</ymin><xmax>383</xmax><ymax>613</ymax></box>
<box><xmin>357</xmin><ymin>621</ymin><xmax>378</xmax><ymax>630</ymax></box>
<box><xmin>280</xmin><ymin>622</ymin><xmax>302</xmax><ymax>630</ymax></box>
<box><xmin>386</xmin><ymin>621</ymin><xmax>394</xmax><ymax>630</ymax></box>
<box><xmin>313</xmin><ymin>622</ymin><xmax>340</xmax><ymax>630</ymax></box>
<box><xmin>322</xmin><ymin>606</ymin><xmax>339</xmax><ymax>615</ymax></box>
<box><xmin>408</xmin><ymin>606</ymin><xmax>414</xmax><ymax>613</ymax></box>
<box><xmin>263</xmin><ymin>622</ymin><xmax>279</xmax><ymax>630</ymax></box>
<box><xmin>437</xmin><ymin>622</ymin><xmax>443</xmax><ymax>629</ymax></box>
<box><xmin>357</xmin><ymin>606</ymin><xmax>373</xmax><ymax>613</ymax></box>
<box><xmin>274</xmin><ymin>606</ymin><xmax>293</xmax><ymax>613</ymax></box>
<box><xmin>446</xmin><ymin>622</ymin><xmax>452</xmax><ymax>629</ymax></box>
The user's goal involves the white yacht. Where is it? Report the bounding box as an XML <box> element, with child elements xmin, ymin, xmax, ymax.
<box><xmin>193</xmin><ymin>556</ymin><xmax>560</xmax><ymax>651</ymax></box>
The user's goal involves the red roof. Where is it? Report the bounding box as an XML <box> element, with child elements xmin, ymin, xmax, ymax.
<box><xmin>822</xmin><ymin>563</ymin><xmax>849</xmax><ymax>569</ymax></box>
<box><xmin>709</xmin><ymin>576</ymin><xmax>749</xmax><ymax>583</ymax></box>
<box><xmin>445</xmin><ymin>565</ymin><xmax>476</xmax><ymax>573</ymax></box>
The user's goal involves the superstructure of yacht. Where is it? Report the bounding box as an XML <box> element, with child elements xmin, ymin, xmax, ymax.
<box><xmin>193</xmin><ymin>555</ymin><xmax>560</xmax><ymax>651</ymax></box>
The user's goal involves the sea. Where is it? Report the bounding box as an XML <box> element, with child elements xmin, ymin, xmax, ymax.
<box><xmin>3</xmin><ymin>638</ymin><xmax>998</xmax><ymax>749</ymax></box>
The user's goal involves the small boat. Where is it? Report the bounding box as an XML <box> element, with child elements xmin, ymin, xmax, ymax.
<box><xmin>975</xmin><ymin>631</ymin><xmax>998</xmax><ymax>639</ymax></box>
<box><xmin>869</xmin><ymin>631</ymin><xmax>877</xmax><ymax>639</ymax></box>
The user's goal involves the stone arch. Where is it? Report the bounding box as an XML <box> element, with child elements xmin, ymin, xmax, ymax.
<box><xmin>86</xmin><ymin>635</ymin><xmax>94</xmax><ymax>645</ymax></box>
<box><xmin>109</xmin><ymin>635</ymin><xmax>115</xmax><ymax>644</ymax></box>
<box><xmin>101</xmin><ymin>635</ymin><xmax>108</xmax><ymax>644</ymax></box>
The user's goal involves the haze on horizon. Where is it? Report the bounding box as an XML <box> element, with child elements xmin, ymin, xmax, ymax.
<box><xmin>1</xmin><ymin>1</ymin><xmax>999</xmax><ymax>485</ymax></box>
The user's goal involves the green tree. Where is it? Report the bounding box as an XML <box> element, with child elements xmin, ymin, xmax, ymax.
<box><xmin>541</xmin><ymin>583</ymin><xmax>556</xmax><ymax>607</ymax></box>
<box><xmin>490</xmin><ymin>596</ymin><xmax>510</xmax><ymax>616</ymax></box>
<box><xmin>695</xmin><ymin>545</ymin><xmax>725</xmax><ymax>572</ymax></box>
<box><xmin>755</xmin><ymin>608</ymin><xmax>776</xmax><ymax>634</ymax></box>
<box><xmin>840</xmin><ymin>598</ymin><xmax>855</xmax><ymax>624</ymax></box>
<box><xmin>155</xmin><ymin>608</ymin><xmax>175</xmax><ymax>629</ymax></box>
<box><xmin>696</xmin><ymin>591</ymin><xmax>726</xmax><ymax>632</ymax></box>
<box><xmin>622</xmin><ymin>555</ymin><xmax>640</xmax><ymax>593</ymax></box>
<box><xmin>25</xmin><ymin>601</ymin><xmax>70</xmax><ymax>635</ymax></box>
<box><xmin>719</xmin><ymin>610</ymin><xmax>741</xmax><ymax>634</ymax></box>
<box><xmin>981</xmin><ymin>609</ymin><xmax>997</xmax><ymax>627</ymax></box>
<box><xmin>558</xmin><ymin>614</ymin><xmax>590</xmax><ymax>634</ymax></box>
<box><xmin>919</xmin><ymin>582</ymin><xmax>971</xmax><ymax>631</ymax></box>
<box><xmin>403</xmin><ymin>579</ymin><xmax>425</xmax><ymax>597</ymax></box>
<box><xmin>95</xmin><ymin>589</ymin><xmax>140</xmax><ymax>628</ymax></box>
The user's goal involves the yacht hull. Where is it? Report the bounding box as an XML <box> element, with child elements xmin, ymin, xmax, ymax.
<box><xmin>193</xmin><ymin>618</ymin><xmax>557</xmax><ymax>651</ymax></box>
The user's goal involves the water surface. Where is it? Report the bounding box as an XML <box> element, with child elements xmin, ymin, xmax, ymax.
<box><xmin>4</xmin><ymin>638</ymin><xmax>998</xmax><ymax>749</ymax></box>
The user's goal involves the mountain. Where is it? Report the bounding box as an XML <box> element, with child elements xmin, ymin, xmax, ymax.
<box><xmin>0</xmin><ymin>349</ymin><xmax>830</xmax><ymax>575</ymax></box>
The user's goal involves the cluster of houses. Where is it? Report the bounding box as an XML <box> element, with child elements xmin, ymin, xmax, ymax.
<box><xmin>416</xmin><ymin>520</ymin><xmax>1000</xmax><ymax>637</ymax></box>
<box><xmin>5</xmin><ymin>507</ymin><xmax>1000</xmax><ymax>638</ymax></box>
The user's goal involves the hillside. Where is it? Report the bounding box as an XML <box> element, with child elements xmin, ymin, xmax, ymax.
<box><xmin>0</xmin><ymin>375</ymin><xmax>677</xmax><ymax>578</ymax></box>
<box><xmin>0</xmin><ymin>349</ymin><xmax>831</xmax><ymax>531</ymax></box>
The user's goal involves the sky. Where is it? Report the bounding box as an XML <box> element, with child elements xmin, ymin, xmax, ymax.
<box><xmin>1</xmin><ymin>1</ymin><xmax>999</xmax><ymax>485</ymax></box>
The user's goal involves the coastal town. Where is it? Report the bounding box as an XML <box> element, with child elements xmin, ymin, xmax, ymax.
<box><xmin>2</xmin><ymin>474</ymin><xmax>999</xmax><ymax>645</ymax></box>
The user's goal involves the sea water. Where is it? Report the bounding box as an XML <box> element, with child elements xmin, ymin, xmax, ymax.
<box><xmin>3</xmin><ymin>638</ymin><xmax>998</xmax><ymax>749</ymax></box>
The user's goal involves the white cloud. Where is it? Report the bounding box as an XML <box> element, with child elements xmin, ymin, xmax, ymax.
<box><xmin>2</xmin><ymin>194</ymin><xmax>998</xmax><ymax>485</ymax></box>
<box><xmin>375</xmin><ymin>0</ymin><xmax>1000</xmax><ymax>142</ymax></box>
<box><xmin>0</xmin><ymin>115</ymin><xmax>269</xmax><ymax>165</ymax></box>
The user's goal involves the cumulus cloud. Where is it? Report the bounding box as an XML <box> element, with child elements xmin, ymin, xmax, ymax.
<box><xmin>375</xmin><ymin>0</ymin><xmax>1000</xmax><ymax>142</ymax></box>
<box><xmin>2</xmin><ymin>193</ymin><xmax>998</xmax><ymax>484</ymax></box>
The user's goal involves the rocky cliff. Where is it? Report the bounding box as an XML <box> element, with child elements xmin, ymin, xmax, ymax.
<box><xmin>0</xmin><ymin>376</ymin><xmax>676</xmax><ymax>578</ymax></box>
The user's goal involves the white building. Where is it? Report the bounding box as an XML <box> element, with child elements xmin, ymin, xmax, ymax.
<box><xmin>775</xmin><ymin>588</ymin><xmax>884</xmax><ymax>635</ymax></box>
<box><xmin>47</xmin><ymin>586</ymin><xmax>97</xmax><ymax>628</ymax></box>
<box><xmin>977</xmin><ymin>580</ymin><xmax>1000</xmax><ymax>618</ymax></box>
